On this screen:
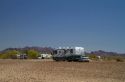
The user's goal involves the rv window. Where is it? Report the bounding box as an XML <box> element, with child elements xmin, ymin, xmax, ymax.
<box><xmin>66</xmin><ymin>49</ymin><xmax>70</xmax><ymax>54</ymax></box>
<box><xmin>59</xmin><ymin>51</ymin><xmax>61</xmax><ymax>54</ymax></box>
<box><xmin>54</xmin><ymin>50</ymin><xmax>57</xmax><ymax>54</ymax></box>
<box><xmin>64</xmin><ymin>50</ymin><xmax>66</xmax><ymax>54</ymax></box>
<box><xmin>70</xmin><ymin>49</ymin><xmax>73</xmax><ymax>54</ymax></box>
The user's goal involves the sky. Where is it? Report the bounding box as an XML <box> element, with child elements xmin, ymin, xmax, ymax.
<box><xmin>0</xmin><ymin>0</ymin><xmax>125</xmax><ymax>53</ymax></box>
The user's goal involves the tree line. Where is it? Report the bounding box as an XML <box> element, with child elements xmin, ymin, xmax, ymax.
<box><xmin>0</xmin><ymin>49</ymin><xmax>40</xmax><ymax>59</ymax></box>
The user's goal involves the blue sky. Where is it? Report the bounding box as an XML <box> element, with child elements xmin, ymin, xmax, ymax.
<box><xmin>0</xmin><ymin>0</ymin><xmax>125</xmax><ymax>53</ymax></box>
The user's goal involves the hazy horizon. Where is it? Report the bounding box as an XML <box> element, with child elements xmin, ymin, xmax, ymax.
<box><xmin>0</xmin><ymin>0</ymin><xmax>125</xmax><ymax>53</ymax></box>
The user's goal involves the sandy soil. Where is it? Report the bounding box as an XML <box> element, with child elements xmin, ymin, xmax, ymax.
<box><xmin>0</xmin><ymin>59</ymin><xmax>125</xmax><ymax>82</ymax></box>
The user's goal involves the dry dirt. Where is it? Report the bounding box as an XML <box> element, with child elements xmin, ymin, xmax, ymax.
<box><xmin>0</xmin><ymin>59</ymin><xmax>125</xmax><ymax>82</ymax></box>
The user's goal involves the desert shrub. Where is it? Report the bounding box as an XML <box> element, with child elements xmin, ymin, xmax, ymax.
<box><xmin>0</xmin><ymin>53</ymin><xmax>17</xmax><ymax>59</ymax></box>
<box><xmin>101</xmin><ymin>56</ymin><xmax>125</xmax><ymax>62</ymax></box>
<box><xmin>0</xmin><ymin>50</ymin><xmax>19</xmax><ymax>59</ymax></box>
<box><xmin>27</xmin><ymin>49</ymin><xmax>39</xmax><ymax>59</ymax></box>
<box><xmin>89</xmin><ymin>54</ymin><xmax>98</xmax><ymax>60</ymax></box>
<box><xmin>116</xmin><ymin>58</ymin><xmax>124</xmax><ymax>62</ymax></box>
<box><xmin>6</xmin><ymin>50</ymin><xmax>19</xmax><ymax>59</ymax></box>
<box><xmin>102</xmin><ymin>56</ymin><xmax>113</xmax><ymax>61</ymax></box>
<box><xmin>0</xmin><ymin>54</ymin><xmax>10</xmax><ymax>59</ymax></box>
<box><xmin>9</xmin><ymin>54</ymin><xmax>17</xmax><ymax>59</ymax></box>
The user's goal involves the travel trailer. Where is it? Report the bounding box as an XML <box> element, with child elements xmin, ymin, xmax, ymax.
<box><xmin>53</xmin><ymin>47</ymin><xmax>90</xmax><ymax>62</ymax></box>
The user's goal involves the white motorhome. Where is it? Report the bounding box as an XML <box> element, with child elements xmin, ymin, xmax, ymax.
<box><xmin>53</xmin><ymin>47</ymin><xmax>90</xmax><ymax>62</ymax></box>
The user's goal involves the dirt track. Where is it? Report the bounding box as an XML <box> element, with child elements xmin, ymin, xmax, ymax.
<box><xmin>0</xmin><ymin>59</ymin><xmax>125</xmax><ymax>82</ymax></box>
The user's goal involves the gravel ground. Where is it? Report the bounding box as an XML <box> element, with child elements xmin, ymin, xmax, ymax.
<box><xmin>0</xmin><ymin>59</ymin><xmax>125</xmax><ymax>82</ymax></box>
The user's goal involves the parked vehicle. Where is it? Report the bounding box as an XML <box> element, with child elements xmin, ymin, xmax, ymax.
<box><xmin>17</xmin><ymin>54</ymin><xmax>27</xmax><ymax>59</ymax></box>
<box><xmin>66</xmin><ymin>55</ymin><xmax>90</xmax><ymax>62</ymax></box>
<box><xmin>53</xmin><ymin>47</ymin><xmax>90</xmax><ymax>62</ymax></box>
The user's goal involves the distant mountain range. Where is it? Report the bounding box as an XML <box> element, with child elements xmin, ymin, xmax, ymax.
<box><xmin>0</xmin><ymin>47</ymin><xmax>125</xmax><ymax>56</ymax></box>
<box><xmin>85</xmin><ymin>50</ymin><xmax>125</xmax><ymax>57</ymax></box>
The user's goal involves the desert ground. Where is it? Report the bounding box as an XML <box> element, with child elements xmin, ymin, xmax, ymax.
<box><xmin>0</xmin><ymin>59</ymin><xmax>125</xmax><ymax>82</ymax></box>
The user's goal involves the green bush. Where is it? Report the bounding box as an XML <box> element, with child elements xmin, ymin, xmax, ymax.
<box><xmin>27</xmin><ymin>50</ymin><xmax>39</xmax><ymax>59</ymax></box>
<box><xmin>0</xmin><ymin>50</ymin><xmax>19</xmax><ymax>59</ymax></box>
<box><xmin>1</xmin><ymin>54</ymin><xmax>17</xmax><ymax>59</ymax></box>
<box><xmin>0</xmin><ymin>54</ymin><xmax>7</xmax><ymax>59</ymax></box>
<box><xmin>101</xmin><ymin>56</ymin><xmax>125</xmax><ymax>62</ymax></box>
